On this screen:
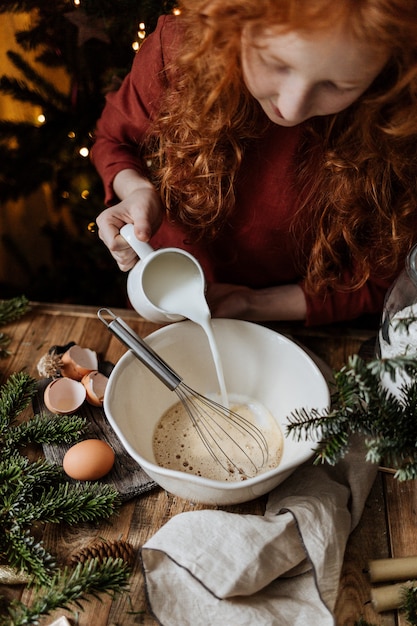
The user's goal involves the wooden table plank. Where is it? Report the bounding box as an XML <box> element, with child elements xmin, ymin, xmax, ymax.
<box><xmin>335</xmin><ymin>474</ymin><xmax>395</xmax><ymax>626</ymax></box>
<box><xmin>1</xmin><ymin>302</ymin><xmax>412</xmax><ymax>626</ymax></box>
<box><xmin>383</xmin><ymin>475</ymin><xmax>417</xmax><ymax>626</ymax></box>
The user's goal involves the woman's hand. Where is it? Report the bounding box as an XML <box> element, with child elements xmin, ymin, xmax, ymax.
<box><xmin>206</xmin><ymin>283</ymin><xmax>307</xmax><ymax>322</ymax></box>
<box><xmin>96</xmin><ymin>169</ymin><xmax>164</xmax><ymax>271</ymax></box>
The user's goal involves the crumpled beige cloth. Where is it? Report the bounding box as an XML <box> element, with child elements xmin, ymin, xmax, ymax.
<box><xmin>141</xmin><ymin>436</ymin><xmax>376</xmax><ymax>625</ymax></box>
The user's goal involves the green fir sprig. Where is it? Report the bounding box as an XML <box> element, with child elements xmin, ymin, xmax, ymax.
<box><xmin>0</xmin><ymin>299</ymin><xmax>130</xmax><ymax>619</ymax></box>
<box><xmin>0</xmin><ymin>371</ymin><xmax>121</xmax><ymax>583</ymax></box>
<box><xmin>0</xmin><ymin>368</ymin><xmax>127</xmax><ymax>622</ymax></box>
<box><xmin>0</xmin><ymin>297</ymin><xmax>30</xmax><ymax>359</ymax></box>
<box><xmin>0</xmin><ymin>557</ymin><xmax>130</xmax><ymax>626</ymax></box>
<box><xmin>0</xmin><ymin>371</ymin><xmax>86</xmax><ymax>455</ymax></box>
<box><xmin>0</xmin><ymin>296</ymin><xmax>30</xmax><ymax>326</ymax></box>
<box><xmin>289</xmin><ymin>352</ymin><xmax>417</xmax><ymax>625</ymax></box>
<box><xmin>401</xmin><ymin>582</ymin><xmax>417</xmax><ymax>626</ymax></box>
<box><xmin>287</xmin><ymin>353</ymin><xmax>417</xmax><ymax>480</ymax></box>
<box><xmin>0</xmin><ymin>371</ymin><xmax>37</xmax><ymax>427</ymax></box>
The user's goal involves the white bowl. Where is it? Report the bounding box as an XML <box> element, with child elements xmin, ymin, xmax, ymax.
<box><xmin>104</xmin><ymin>319</ymin><xmax>330</xmax><ymax>505</ymax></box>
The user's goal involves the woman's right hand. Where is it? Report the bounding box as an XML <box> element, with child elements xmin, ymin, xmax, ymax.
<box><xmin>96</xmin><ymin>170</ymin><xmax>164</xmax><ymax>271</ymax></box>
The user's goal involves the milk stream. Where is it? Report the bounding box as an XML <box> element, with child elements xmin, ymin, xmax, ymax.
<box><xmin>151</xmin><ymin>255</ymin><xmax>228</xmax><ymax>405</ymax></box>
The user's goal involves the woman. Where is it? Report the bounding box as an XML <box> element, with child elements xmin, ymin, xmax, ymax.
<box><xmin>91</xmin><ymin>0</ymin><xmax>417</xmax><ymax>326</ymax></box>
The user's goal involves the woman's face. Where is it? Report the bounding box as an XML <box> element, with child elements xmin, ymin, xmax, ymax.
<box><xmin>241</xmin><ymin>23</ymin><xmax>389</xmax><ymax>126</ymax></box>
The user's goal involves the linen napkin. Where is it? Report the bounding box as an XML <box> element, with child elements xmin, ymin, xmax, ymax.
<box><xmin>141</xmin><ymin>435</ymin><xmax>376</xmax><ymax>625</ymax></box>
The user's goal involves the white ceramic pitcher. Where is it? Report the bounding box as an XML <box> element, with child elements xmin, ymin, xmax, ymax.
<box><xmin>121</xmin><ymin>224</ymin><xmax>208</xmax><ymax>324</ymax></box>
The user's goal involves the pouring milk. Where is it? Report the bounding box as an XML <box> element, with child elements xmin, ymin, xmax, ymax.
<box><xmin>120</xmin><ymin>224</ymin><xmax>228</xmax><ymax>404</ymax></box>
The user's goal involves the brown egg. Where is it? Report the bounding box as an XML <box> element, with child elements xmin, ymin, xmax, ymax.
<box><xmin>44</xmin><ymin>377</ymin><xmax>86</xmax><ymax>414</ymax></box>
<box><xmin>63</xmin><ymin>439</ymin><xmax>115</xmax><ymax>480</ymax></box>
<box><xmin>81</xmin><ymin>370</ymin><xmax>108</xmax><ymax>407</ymax></box>
<box><xmin>60</xmin><ymin>345</ymin><xmax>98</xmax><ymax>381</ymax></box>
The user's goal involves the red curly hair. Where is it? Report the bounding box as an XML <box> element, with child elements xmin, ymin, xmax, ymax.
<box><xmin>149</xmin><ymin>0</ymin><xmax>417</xmax><ymax>294</ymax></box>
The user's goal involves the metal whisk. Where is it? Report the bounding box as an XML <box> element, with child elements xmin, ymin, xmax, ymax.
<box><xmin>98</xmin><ymin>308</ymin><xmax>269</xmax><ymax>477</ymax></box>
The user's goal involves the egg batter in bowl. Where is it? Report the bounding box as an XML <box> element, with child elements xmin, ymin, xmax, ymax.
<box><xmin>152</xmin><ymin>395</ymin><xmax>284</xmax><ymax>482</ymax></box>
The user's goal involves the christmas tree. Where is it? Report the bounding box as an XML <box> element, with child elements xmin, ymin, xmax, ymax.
<box><xmin>0</xmin><ymin>0</ymin><xmax>176</xmax><ymax>304</ymax></box>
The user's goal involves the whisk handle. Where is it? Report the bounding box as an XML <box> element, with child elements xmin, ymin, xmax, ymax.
<box><xmin>97</xmin><ymin>308</ymin><xmax>182</xmax><ymax>391</ymax></box>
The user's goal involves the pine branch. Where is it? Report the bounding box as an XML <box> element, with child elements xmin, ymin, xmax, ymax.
<box><xmin>0</xmin><ymin>76</ymin><xmax>49</xmax><ymax>109</ymax></box>
<box><xmin>0</xmin><ymin>467</ymin><xmax>119</xmax><ymax>580</ymax></box>
<box><xmin>0</xmin><ymin>557</ymin><xmax>130</xmax><ymax>626</ymax></box>
<box><xmin>0</xmin><ymin>372</ymin><xmax>38</xmax><ymax>430</ymax></box>
<box><xmin>0</xmin><ymin>334</ymin><xmax>11</xmax><ymax>360</ymax></box>
<box><xmin>401</xmin><ymin>583</ymin><xmax>417</xmax><ymax>626</ymax></box>
<box><xmin>0</xmin><ymin>451</ymin><xmax>31</xmax><ymax>491</ymax></box>
<box><xmin>0</xmin><ymin>0</ymin><xmax>69</xmax><ymax>14</ymax></box>
<box><xmin>0</xmin><ymin>453</ymin><xmax>119</xmax><ymax>581</ymax></box>
<box><xmin>14</xmin><ymin>482</ymin><xmax>120</xmax><ymax>526</ymax></box>
<box><xmin>0</xmin><ymin>296</ymin><xmax>30</xmax><ymax>325</ymax></box>
<box><xmin>0</xmin><ymin>366</ymin><xmax>120</xmax><ymax>584</ymax></box>
<box><xmin>1</xmin><ymin>459</ymin><xmax>66</xmax><ymax>525</ymax></box>
<box><xmin>15</xmin><ymin>18</ymin><xmax>69</xmax><ymax>54</ymax></box>
<box><xmin>5</xmin><ymin>50</ymin><xmax>70</xmax><ymax>111</ymax></box>
<box><xmin>7</xmin><ymin>412</ymin><xmax>87</xmax><ymax>447</ymax></box>
<box><xmin>0</xmin><ymin>454</ymin><xmax>64</xmax><ymax>497</ymax></box>
<box><xmin>0</xmin><ymin>0</ymin><xmax>31</xmax><ymax>12</ymax></box>
<box><xmin>2</xmin><ymin>526</ymin><xmax>57</xmax><ymax>586</ymax></box>
<box><xmin>0</xmin><ymin>298</ymin><xmax>30</xmax><ymax>359</ymax></box>
<box><xmin>287</xmin><ymin>352</ymin><xmax>417</xmax><ymax>479</ymax></box>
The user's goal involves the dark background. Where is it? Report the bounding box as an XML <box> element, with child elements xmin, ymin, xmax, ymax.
<box><xmin>0</xmin><ymin>0</ymin><xmax>177</xmax><ymax>306</ymax></box>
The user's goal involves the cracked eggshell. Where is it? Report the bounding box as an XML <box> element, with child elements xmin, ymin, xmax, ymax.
<box><xmin>44</xmin><ymin>377</ymin><xmax>86</xmax><ymax>414</ymax></box>
<box><xmin>60</xmin><ymin>345</ymin><xmax>98</xmax><ymax>381</ymax></box>
<box><xmin>63</xmin><ymin>439</ymin><xmax>115</xmax><ymax>480</ymax></box>
<box><xmin>81</xmin><ymin>370</ymin><xmax>108</xmax><ymax>407</ymax></box>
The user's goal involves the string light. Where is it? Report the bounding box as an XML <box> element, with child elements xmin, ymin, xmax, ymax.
<box><xmin>68</xmin><ymin>131</ymin><xmax>76</xmax><ymax>139</ymax></box>
<box><xmin>81</xmin><ymin>189</ymin><xmax>90</xmax><ymax>200</ymax></box>
<box><xmin>133</xmin><ymin>21</ymin><xmax>147</xmax><ymax>51</ymax></box>
<box><xmin>79</xmin><ymin>147</ymin><xmax>89</xmax><ymax>158</ymax></box>
<box><xmin>132</xmin><ymin>9</ymin><xmax>180</xmax><ymax>51</ymax></box>
<box><xmin>37</xmin><ymin>113</ymin><xmax>46</xmax><ymax>124</ymax></box>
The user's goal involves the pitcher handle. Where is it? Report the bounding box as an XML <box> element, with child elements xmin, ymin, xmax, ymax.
<box><xmin>120</xmin><ymin>224</ymin><xmax>154</xmax><ymax>259</ymax></box>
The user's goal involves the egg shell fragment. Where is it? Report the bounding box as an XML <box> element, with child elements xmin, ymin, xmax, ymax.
<box><xmin>61</xmin><ymin>345</ymin><xmax>98</xmax><ymax>381</ymax></box>
<box><xmin>81</xmin><ymin>370</ymin><xmax>108</xmax><ymax>406</ymax></box>
<box><xmin>44</xmin><ymin>377</ymin><xmax>86</xmax><ymax>415</ymax></box>
<box><xmin>63</xmin><ymin>439</ymin><xmax>115</xmax><ymax>480</ymax></box>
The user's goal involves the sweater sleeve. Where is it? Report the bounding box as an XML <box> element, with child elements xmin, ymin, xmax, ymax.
<box><xmin>300</xmin><ymin>272</ymin><xmax>390</xmax><ymax>327</ymax></box>
<box><xmin>90</xmin><ymin>15</ymin><xmax>178</xmax><ymax>205</ymax></box>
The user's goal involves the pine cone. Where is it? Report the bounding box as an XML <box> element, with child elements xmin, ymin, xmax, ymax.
<box><xmin>69</xmin><ymin>538</ymin><xmax>135</xmax><ymax>568</ymax></box>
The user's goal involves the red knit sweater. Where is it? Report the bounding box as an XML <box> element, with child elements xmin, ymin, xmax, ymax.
<box><xmin>91</xmin><ymin>15</ymin><xmax>391</xmax><ymax>326</ymax></box>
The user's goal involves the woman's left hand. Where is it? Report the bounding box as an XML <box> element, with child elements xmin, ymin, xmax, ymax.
<box><xmin>205</xmin><ymin>282</ymin><xmax>307</xmax><ymax>322</ymax></box>
<box><xmin>205</xmin><ymin>283</ymin><xmax>253</xmax><ymax>319</ymax></box>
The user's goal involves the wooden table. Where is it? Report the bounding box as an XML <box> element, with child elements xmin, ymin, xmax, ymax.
<box><xmin>1</xmin><ymin>302</ymin><xmax>416</xmax><ymax>626</ymax></box>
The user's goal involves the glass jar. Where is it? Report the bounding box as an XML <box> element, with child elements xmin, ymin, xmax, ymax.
<box><xmin>378</xmin><ymin>245</ymin><xmax>417</xmax><ymax>357</ymax></box>
<box><xmin>377</xmin><ymin>244</ymin><xmax>417</xmax><ymax>395</ymax></box>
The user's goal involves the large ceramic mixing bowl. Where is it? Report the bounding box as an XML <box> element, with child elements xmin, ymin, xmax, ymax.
<box><xmin>104</xmin><ymin>319</ymin><xmax>330</xmax><ymax>505</ymax></box>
